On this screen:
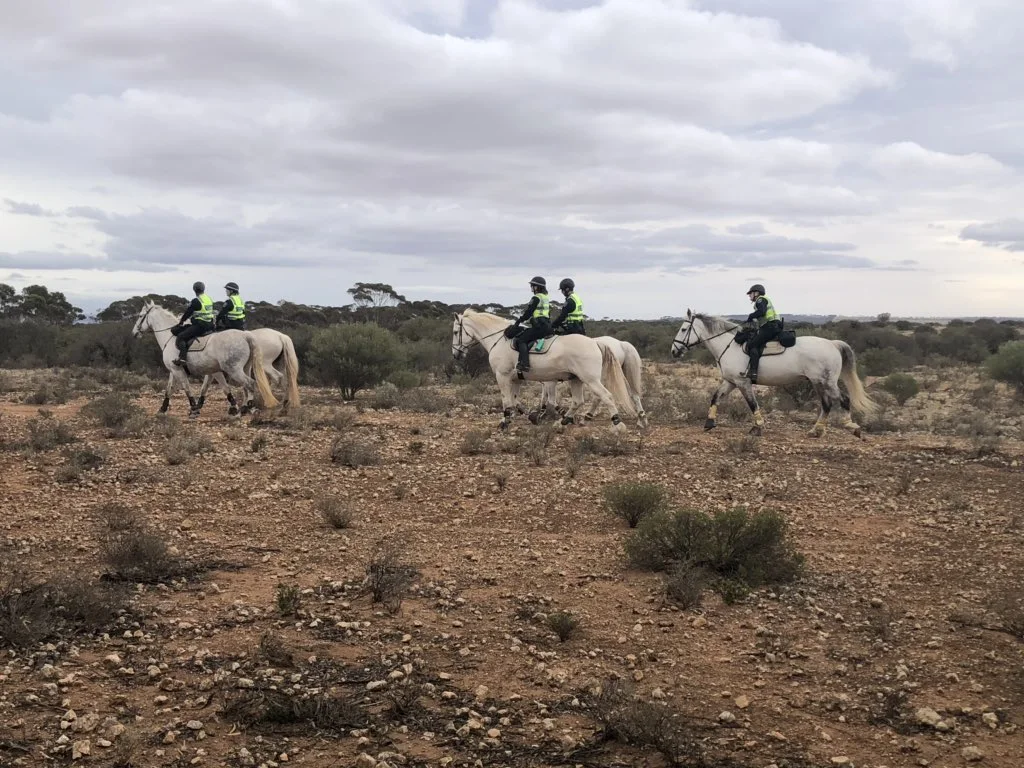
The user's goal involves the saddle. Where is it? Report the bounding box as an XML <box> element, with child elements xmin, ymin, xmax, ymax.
<box><xmin>509</xmin><ymin>335</ymin><xmax>557</xmax><ymax>355</ymax></box>
<box><xmin>183</xmin><ymin>327</ymin><xmax>216</xmax><ymax>353</ymax></box>
<box><xmin>740</xmin><ymin>329</ymin><xmax>797</xmax><ymax>357</ymax></box>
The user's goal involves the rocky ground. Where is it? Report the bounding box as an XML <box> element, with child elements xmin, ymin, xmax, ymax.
<box><xmin>0</xmin><ymin>364</ymin><xmax>1022</xmax><ymax>768</ymax></box>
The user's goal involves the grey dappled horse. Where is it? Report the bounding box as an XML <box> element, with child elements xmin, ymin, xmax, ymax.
<box><xmin>452</xmin><ymin>309</ymin><xmax>636</xmax><ymax>431</ymax></box>
<box><xmin>132</xmin><ymin>302</ymin><xmax>278</xmax><ymax>417</ymax></box>
<box><xmin>538</xmin><ymin>336</ymin><xmax>647</xmax><ymax>427</ymax></box>
<box><xmin>671</xmin><ymin>310</ymin><xmax>876</xmax><ymax>437</ymax></box>
<box><xmin>196</xmin><ymin>328</ymin><xmax>301</xmax><ymax>415</ymax></box>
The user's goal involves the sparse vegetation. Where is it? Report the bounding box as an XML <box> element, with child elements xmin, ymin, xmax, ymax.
<box><xmin>603</xmin><ymin>482</ymin><xmax>668</xmax><ymax>528</ymax></box>
<box><xmin>881</xmin><ymin>372</ymin><xmax>920</xmax><ymax>405</ymax></box>
<box><xmin>986</xmin><ymin>340</ymin><xmax>1024</xmax><ymax>394</ymax></box>
<box><xmin>547</xmin><ymin>610</ymin><xmax>581</xmax><ymax>642</ymax></box>
<box><xmin>625</xmin><ymin>506</ymin><xmax>804</xmax><ymax>597</ymax></box>
<box><xmin>316</xmin><ymin>495</ymin><xmax>354</xmax><ymax>529</ymax></box>
<box><xmin>100</xmin><ymin>506</ymin><xmax>182</xmax><ymax>583</ymax></box>
<box><xmin>460</xmin><ymin>429</ymin><xmax>492</xmax><ymax>456</ymax></box>
<box><xmin>55</xmin><ymin>444</ymin><xmax>106</xmax><ymax>482</ymax></box>
<box><xmin>329</xmin><ymin>435</ymin><xmax>380</xmax><ymax>467</ymax></box>
<box><xmin>664</xmin><ymin>565</ymin><xmax>707</xmax><ymax>609</ymax></box>
<box><xmin>165</xmin><ymin>433</ymin><xmax>213</xmax><ymax>465</ymax></box>
<box><xmin>81</xmin><ymin>392</ymin><xmax>148</xmax><ymax>435</ymax></box>
<box><xmin>26</xmin><ymin>412</ymin><xmax>76</xmax><ymax>451</ymax></box>
<box><xmin>276</xmin><ymin>583</ymin><xmax>302</xmax><ymax>616</ymax></box>
<box><xmin>366</xmin><ymin>538</ymin><xmax>417</xmax><ymax>613</ymax></box>
<box><xmin>725</xmin><ymin>434</ymin><xmax>760</xmax><ymax>454</ymax></box>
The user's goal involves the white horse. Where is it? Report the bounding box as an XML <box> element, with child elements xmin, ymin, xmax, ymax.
<box><xmin>195</xmin><ymin>328</ymin><xmax>301</xmax><ymax>415</ymax></box>
<box><xmin>132</xmin><ymin>302</ymin><xmax>279</xmax><ymax>417</ymax></box>
<box><xmin>538</xmin><ymin>337</ymin><xmax>647</xmax><ymax>426</ymax></box>
<box><xmin>670</xmin><ymin>310</ymin><xmax>876</xmax><ymax>437</ymax></box>
<box><xmin>451</xmin><ymin>309</ymin><xmax>636</xmax><ymax>431</ymax></box>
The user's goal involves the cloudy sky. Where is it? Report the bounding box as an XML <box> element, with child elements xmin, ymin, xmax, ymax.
<box><xmin>2</xmin><ymin>0</ymin><xmax>1023</xmax><ymax>319</ymax></box>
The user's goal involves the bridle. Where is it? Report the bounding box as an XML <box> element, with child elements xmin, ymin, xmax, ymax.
<box><xmin>672</xmin><ymin>318</ymin><xmax>739</xmax><ymax>366</ymax></box>
<box><xmin>453</xmin><ymin>316</ymin><xmax>509</xmax><ymax>358</ymax></box>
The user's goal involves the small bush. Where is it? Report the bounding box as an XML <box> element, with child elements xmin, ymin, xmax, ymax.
<box><xmin>165</xmin><ymin>433</ymin><xmax>213</xmax><ymax>465</ymax></box>
<box><xmin>664</xmin><ymin>565</ymin><xmax>707</xmax><ymax>610</ymax></box>
<box><xmin>725</xmin><ymin>435</ymin><xmax>760</xmax><ymax>455</ymax></box>
<box><xmin>81</xmin><ymin>393</ymin><xmax>147</xmax><ymax>434</ymax></box>
<box><xmin>329</xmin><ymin>436</ymin><xmax>379</xmax><ymax>467</ymax></box>
<box><xmin>27</xmin><ymin>413</ymin><xmax>76</xmax><ymax>451</ymax></box>
<box><xmin>881</xmin><ymin>373</ymin><xmax>920</xmax><ymax>406</ymax></box>
<box><xmin>575</xmin><ymin>433</ymin><xmax>631</xmax><ymax>457</ymax></box>
<box><xmin>56</xmin><ymin>445</ymin><xmax>106</xmax><ymax>482</ymax></box>
<box><xmin>521</xmin><ymin>427</ymin><xmax>553</xmax><ymax>466</ymax></box>
<box><xmin>258</xmin><ymin>632</ymin><xmax>295</xmax><ymax>667</ymax></box>
<box><xmin>547</xmin><ymin>611</ymin><xmax>581</xmax><ymax>642</ymax></box>
<box><xmin>460</xmin><ymin>429</ymin><xmax>491</xmax><ymax>456</ymax></box>
<box><xmin>276</xmin><ymin>583</ymin><xmax>302</xmax><ymax>616</ymax></box>
<box><xmin>371</xmin><ymin>382</ymin><xmax>401</xmax><ymax>410</ymax></box>
<box><xmin>366</xmin><ymin>539</ymin><xmax>417</xmax><ymax>613</ymax></box>
<box><xmin>604</xmin><ymin>482</ymin><xmax>667</xmax><ymax>528</ymax></box>
<box><xmin>493</xmin><ymin>470</ymin><xmax>509</xmax><ymax>492</ymax></box>
<box><xmin>22</xmin><ymin>380</ymin><xmax>71</xmax><ymax>405</ymax></box>
<box><xmin>388</xmin><ymin>370</ymin><xmax>423</xmax><ymax>390</ymax></box>
<box><xmin>985</xmin><ymin>340</ymin><xmax>1024</xmax><ymax>394</ymax></box>
<box><xmin>100</xmin><ymin>510</ymin><xmax>181</xmax><ymax>584</ymax></box>
<box><xmin>223</xmin><ymin>689</ymin><xmax>366</xmax><ymax>732</ymax></box>
<box><xmin>586</xmin><ymin>679</ymin><xmax>702</xmax><ymax>765</ymax></box>
<box><xmin>0</xmin><ymin>569</ymin><xmax>127</xmax><ymax>649</ymax></box>
<box><xmin>625</xmin><ymin>507</ymin><xmax>804</xmax><ymax>592</ymax></box>
<box><xmin>251</xmin><ymin>434</ymin><xmax>268</xmax><ymax>453</ymax></box>
<box><xmin>316</xmin><ymin>496</ymin><xmax>353</xmax><ymax>529</ymax></box>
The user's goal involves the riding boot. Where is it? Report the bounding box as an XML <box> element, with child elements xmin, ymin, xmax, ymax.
<box><xmin>173</xmin><ymin>341</ymin><xmax>188</xmax><ymax>367</ymax></box>
<box><xmin>516</xmin><ymin>341</ymin><xmax>530</xmax><ymax>372</ymax></box>
<box><xmin>746</xmin><ymin>349</ymin><xmax>761</xmax><ymax>383</ymax></box>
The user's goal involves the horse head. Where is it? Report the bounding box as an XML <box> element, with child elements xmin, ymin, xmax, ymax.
<box><xmin>451</xmin><ymin>311</ymin><xmax>471</xmax><ymax>360</ymax></box>
<box><xmin>132</xmin><ymin>300</ymin><xmax>157</xmax><ymax>338</ymax></box>
<box><xmin>671</xmin><ymin>309</ymin><xmax>697</xmax><ymax>358</ymax></box>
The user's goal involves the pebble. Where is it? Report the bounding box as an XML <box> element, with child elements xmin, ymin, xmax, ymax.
<box><xmin>354</xmin><ymin>755</ymin><xmax>377</xmax><ymax>768</ymax></box>
<box><xmin>186</xmin><ymin>720</ymin><xmax>204</xmax><ymax>731</ymax></box>
<box><xmin>718</xmin><ymin>711</ymin><xmax>736</xmax><ymax>724</ymax></box>
<box><xmin>914</xmin><ymin>707</ymin><xmax>941</xmax><ymax>727</ymax></box>
<box><xmin>366</xmin><ymin>680</ymin><xmax>388</xmax><ymax>691</ymax></box>
<box><xmin>735</xmin><ymin>695</ymin><xmax>750</xmax><ymax>709</ymax></box>
<box><xmin>962</xmin><ymin>746</ymin><xmax>984</xmax><ymax>762</ymax></box>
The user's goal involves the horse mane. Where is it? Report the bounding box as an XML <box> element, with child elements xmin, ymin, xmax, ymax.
<box><xmin>693</xmin><ymin>313</ymin><xmax>740</xmax><ymax>334</ymax></box>
<box><xmin>463</xmin><ymin>308</ymin><xmax>512</xmax><ymax>330</ymax></box>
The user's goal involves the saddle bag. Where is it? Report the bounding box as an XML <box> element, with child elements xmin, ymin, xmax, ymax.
<box><xmin>778</xmin><ymin>329</ymin><xmax>796</xmax><ymax>348</ymax></box>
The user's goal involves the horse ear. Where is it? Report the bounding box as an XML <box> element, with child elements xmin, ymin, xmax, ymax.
<box><xmin>686</xmin><ymin>308</ymin><xmax>692</xmax><ymax>318</ymax></box>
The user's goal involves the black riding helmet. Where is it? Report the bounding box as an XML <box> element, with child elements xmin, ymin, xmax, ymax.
<box><xmin>224</xmin><ymin>281</ymin><xmax>240</xmax><ymax>293</ymax></box>
<box><xmin>559</xmin><ymin>278</ymin><xmax>575</xmax><ymax>292</ymax></box>
<box><xmin>529</xmin><ymin>276</ymin><xmax>547</xmax><ymax>290</ymax></box>
<box><xmin>193</xmin><ymin>281</ymin><xmax>205</xmax><ymax>293</ymax></box>
<box><xmin>747</xmin><ymin>284</ymin><xmax>765</xmax><ymax>296</ymax></box>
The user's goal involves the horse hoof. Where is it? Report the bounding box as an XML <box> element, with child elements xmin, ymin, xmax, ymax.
<box><xmin>749</xmin><ymin>426</ymin><xmax>763</xmax><ymax>437</ymax></box>
<box><xmin>704</xmin><ymin>420</ymin><xmax>716</xmax><ymax>431</ymax></box>
<box><xmin>808</xmin><ymin>427</ymin><xmax>824</xmax><ymax>438</ymax></box>
<box><xmin>611</xmin><ymin>421</ymin><xmax>628</xmax><ymax>434</ymax></box>
<box><xmin>188</xmin><ymin>410</ymin><xmax>200</xmax><ymax>420</ymax></box>
<box><xmin>228</xmin><ymin>406</ymin><xmax>239</xmax><ymax>416</ymax></box>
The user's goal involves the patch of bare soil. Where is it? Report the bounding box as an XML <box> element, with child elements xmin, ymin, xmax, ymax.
<box><xmin>0</xmin><ymin>369</ymin><xmax>1021</xmax><ymax>768</ymax></box>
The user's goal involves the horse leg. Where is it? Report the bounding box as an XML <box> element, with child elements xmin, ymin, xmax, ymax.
<box><xmin>737</xmin><ymin>383</ymin><xmax>765</xmax><ymax>436</ymax></box>
<box><xmin>561</xmin><ymin>379</ymin><xmax>587</xmax><ymax>425</ymax></box>
<box><xmin>704</xmin><ymin>380</ymin><xmax>735</xmax><ymax>431</ymax></box>
<box><xmin>835</xmin><ymin>388</ymin><xmax>862</xmax><ymax>438</ymax></box>
<box><xmin>497</xmin><ymin>378</ymin><xmax>517</xmax><ymax>430</ymax></box>
<box><xmin>583</xmin><ymin>378</ymin><xmax>626</xmax><ymax>432</ymax></box>
<box><xmin>177</xmin><ymin>372</ymin><xmax>199</xmax><ymax>418</ymax></box>
<box><xmin>808</xmin><ymin>382</ymin><xmax>829</xmax><ymax>438</ymax></box>
<box><xmin>158</xmin><ymin>372</ymin><xmax>175</xmax><ymax>414</ymax></box>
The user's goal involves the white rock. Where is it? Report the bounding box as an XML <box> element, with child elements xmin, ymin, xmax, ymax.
<box><xmin>718</xmin><ymin>711</ymin><xmax>736</xmax><ymax>724</ymax></box>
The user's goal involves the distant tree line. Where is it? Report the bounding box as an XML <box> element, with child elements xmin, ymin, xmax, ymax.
<box><xmin>1</xmin><ymin>281</ymin><xmax>1022</xmax><ymax>395</ymax></box>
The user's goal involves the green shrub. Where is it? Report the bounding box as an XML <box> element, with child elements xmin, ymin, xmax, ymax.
<box><xmin>329</xmin><ymin>436</ymin><xmax>379</xmax><ymax>467</ymax></box>
<box><xmin>388</xmin><ymin>369</ymin><xmax>424</xmax><ymax>390</ymax></box>
<box><xmin>860</xmin><ymin>347</ymin><xmax>905</xmax><ymax>377</ymax></box>
<box><xmin>308</xmin><ymin>324</ymin><xmax>403</xmax><ymax>401</ymax></box>
<box><xmin>604</xmin><ymin>482</ymin><xmax>668</xmax><ymax>528</ymax></box>
<box><xmin>985</xmin><ymin>340</ymin><xmax>1024</xmax><ymax>394</ymax></box>
<box><xmin>625</xmin><ymin>507</ymin><xmax>804</xmax><ymax>590</ymax></box>
<box><xmin>27</xmin><ymin>413</ymin><xmax>76</xmax><ymax>451</ymax></box>
<box><xmin>881</xmin><ymin>373</ymin><xmax>920</xmax><ymax>405</ymax></box>
<box><xmin>81</xmin><ymin>393</ymin><xmax>148</xmax><ymax>435</ymax></box>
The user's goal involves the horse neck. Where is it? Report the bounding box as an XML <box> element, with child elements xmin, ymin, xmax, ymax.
<box><xmin>696</xmin><ymin>320</ymin><xmax>735</xmax><ymax>361</ymax></box>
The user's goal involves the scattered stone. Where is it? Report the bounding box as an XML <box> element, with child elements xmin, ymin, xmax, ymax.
<box><xmin>186</xmin><ymin>720</ymin><xmax>203</xmax><ymax>731</ymax></box>
<box><xmin>72</xmin><ymin>740</ymin><xmax>90</xmax><ymax>760</ymax></box>
<box><xmin>915</xmin><ymin>707</ymin><xmax>941</xmax><ymax>727</ymax></box>
<box><xmin>354</xmin><ymin>754</ymin><xmax>377</xmax><ymax>768</ymax></box>
<box><xmin>735</xmin><ymin>694</ymin><xmax>750</xmax><ymax>709</ymax></box>
<box><xmin>982</xmin><ymin>712</ymin><xmax>998</xmax><ymax>729</ymax></box>
<box><xmin>366</xmin><ymin>680</ymin><xmax>388</xmax><ymax>692</ymax></box>
<box><xmin>962</xmin><ymin>746</ymin><xmax>984</xmax><ymax>762</ymax></box>
<box><xmin>718</xmin><ymin>711</ymin><xmax>736</xmax><ymax>725</ymax></box>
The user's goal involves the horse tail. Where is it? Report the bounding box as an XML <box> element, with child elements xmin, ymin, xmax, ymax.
<box><xmin>601</xmin><ymin>344</ymin><xmax>637</xmax><ymax>419</ymax></box>
<box><xmin>835</xmin><ymin>340</ymin><xmax>878</xmax><ymax>417</ymax></box>
<box><xmin>280</xmin><ymin>333</ymin><xmax>302</xmax><ymax>409</ymax></box>
<box><xmin>621</xmin><ymin>341</ymin><xmax>644</xmax><ymax>397</ymax></box>
<box><xmin>247</xmin><ymin>334</ymin><xmax>280</xmax><ymax>410</ymax></box>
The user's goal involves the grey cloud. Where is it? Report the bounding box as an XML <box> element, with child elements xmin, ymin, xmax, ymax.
<box><xmin>960</xmin><ymin>219</ymin><xmax>1024</xmax><ymax>251</ymax></box>
<box><xmin>0</xmin><ymin>251</ymin><xmax>170</xmax><ymax>272</ymax></box>
<box><xmin>4</xmin><ymin>198</ymin><xmax>56</xmax><ymax>216</ymax></box>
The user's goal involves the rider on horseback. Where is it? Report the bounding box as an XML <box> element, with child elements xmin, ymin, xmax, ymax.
<box><xmin>510</xmin><ymin>276</ymin><xmax>551</xmax><ymax>373</ymax></box>
<box><xmin>742</xmin><ymin>284</ymin><xmax>781</xmax><ymax>384</ymax></box>
<box><xmin>173</xmin><ymin>281</ymin><xmax>215</xmax><ymax>367</ymax></box>
<box><xmin>216</xmin><ymin>281</ymin><xmax>246</xmax><ymax>331</ymax></box>
<box><xmin>551</xmin><ymin>278</ymin><xmax>586</xmax><ymax>336</ymax></box>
